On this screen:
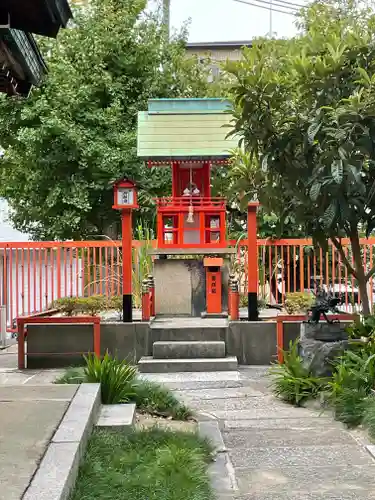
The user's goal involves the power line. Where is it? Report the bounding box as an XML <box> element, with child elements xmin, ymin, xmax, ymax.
<box><xmin>233</xmin><ymin>0</ymin><xmax>296</xmax><ymax>15</ymax></box>
<box><xmin>234</xmin><ymin>0</ymin><xmax>305</xmax><ymax>9</ymax></box>
<box><xmin>238</xmin><ymin>0</ymin><xmax>298</xmax><ymax>11</ymax></box>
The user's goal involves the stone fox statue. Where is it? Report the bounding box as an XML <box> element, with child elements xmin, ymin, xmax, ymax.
<box><xmin>307</xmin><ymin>287</ymin><xmax>341</xmax><ymax>324</ymax></box>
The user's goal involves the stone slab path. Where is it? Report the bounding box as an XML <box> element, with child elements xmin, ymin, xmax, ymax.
<box><xmin>0</xmin><ymin>384</ymin><xmax>78</xmax><ymax>500</ymax></box>
<box><xmin>143</xmin><ymin>367</ymin><xmax>375</xmax><ymax>500</ymax></box>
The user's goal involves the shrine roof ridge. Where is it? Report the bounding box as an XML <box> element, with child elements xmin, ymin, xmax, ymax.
<box><xmin>147</xmin><ymin>98</ymin><xmax>232</xmax><ymax>115</ymax></box>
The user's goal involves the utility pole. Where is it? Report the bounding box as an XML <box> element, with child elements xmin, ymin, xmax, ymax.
<box><xmin>269</xmin><ymin>0</ymin><xmax>273</xmax><ymax>38</ymax></box>
<box><xmin>162</xmin><ymin>0</ymin><xmax>170</xmax><ymax>38</ymax></box>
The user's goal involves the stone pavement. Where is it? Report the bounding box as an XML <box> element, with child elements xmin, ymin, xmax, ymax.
<box><xmin>0</xmin><ymin>384</ymin><xmax>78</xmax><ymax>500</ymax></box>
<box><xmin>143</xmin><ymin>367</ymin><xmax>375</xmax><ymax>500</ymax></box>
<box><xmin>0</xmin><ymin>344</ymin><xmax>73</xmax><ymax>499</ymax></box>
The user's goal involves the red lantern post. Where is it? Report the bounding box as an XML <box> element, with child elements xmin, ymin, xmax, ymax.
<box><xmin>113</xmin><ymin>179</ymin><xmax>138</xmax><ymax>322</ymax></box>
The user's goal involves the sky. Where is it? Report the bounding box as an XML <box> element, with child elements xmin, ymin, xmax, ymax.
<box><xmin>163</xmin><ymin>0</ymin><xmax>308</xmax><ymax>41</ymax></box>
<box><xmin>1</xmin><ymin>0</ymin><xmax>308</xmax><ymax>240</ymax></box>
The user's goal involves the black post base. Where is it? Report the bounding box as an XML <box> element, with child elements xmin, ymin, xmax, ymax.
<box><xmin>122</xmin><ymin>294</ymin><xmax>132</xmax><ymax>323</ymax></box>
<box><xmin>248</xmin><ymin>292</ymin><xmax>259</xmax><ymax>321</ymax></box>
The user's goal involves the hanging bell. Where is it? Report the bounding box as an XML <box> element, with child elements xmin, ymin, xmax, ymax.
<box><xmin>187</xmin><ymin>204</ymin><xmax>194</xmax><ymax>224</ymax></box>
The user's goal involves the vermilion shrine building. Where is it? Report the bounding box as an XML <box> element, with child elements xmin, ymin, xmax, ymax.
<box><xmin>137</xmin><ymin>98</ymin><xmax>244</xmax><ymax>318</ymax></box>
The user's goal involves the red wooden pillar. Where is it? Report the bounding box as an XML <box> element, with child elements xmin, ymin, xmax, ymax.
<box><xmin>121</xmin><ymin>209</ymin><xmax>133</xmax><ymax>322</ymax></box>
<box><xmin>248</xmin><ymin>202</ymin><xmax>260</xmax><ymax>321</ymax></box>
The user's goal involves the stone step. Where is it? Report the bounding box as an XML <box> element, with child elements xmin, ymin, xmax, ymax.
<box><xmin>150</xmin><ymin>324</ymin><xmax>227</xmax><ymax>342</ymax></box>
<box><xmin>153</xmin><ymin>341</ymin><xmax>226</xmax><ymax>359</ymax></box>
<box><xmin>96</xmin><ymin>403</ymin><xmax>136</xmax><ymax>430</ymax></box>
<box><xmin>138</xmin><ymin>356</ymin><xmax>238</xmax><ymax>373</ymax></box>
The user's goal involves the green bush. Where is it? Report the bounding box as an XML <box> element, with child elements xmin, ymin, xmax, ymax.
<box><xmin>346</xmin><ymin>315</ymin><xmax>375</xmax><ymax>339</ymax></box>
<box><xmin>84</xmin><ymin>352</ymin><xmax>137</xmax><ymax>404</ymax></box>
<box><xmin>284</xmin><ymin>292</ymin><xmax>314</xmax><ymax>315</ymax></box>
<box><xmin>52</xmin><ymin>297</ymin><xmax>79</xmax><ymax>316</ymax></box>
<box><xmin>54</xmin><ymin>367</ymin><xmax>85</xmax><ymax>384</ymax></box>
<box><xmin>52</xmin><ymin>295</ymin><xmax>111</xmax><ymax>316</ymax></box>
<box><xmin>330</xmin><ymin>350</ymin><xmax>375</xmax><ymax>397</ymax></box>
<box><xmin>270</xmin><ymin>340</ymin><xmax>327</xmax><ymax>406</ymax></box>
<box><xmin>76</xmin><ymin>295</ymin><xmax>108</xmax><ymax>316</ymax></box>
<box><xmin>108</xmin><ymin>295</ymin><xmax>123</xmax><ymax>312</ymax></box>
<box><xmin>326</xmin><ymin>348</ymin><xmax>375</xmax><ymax>427</ymax></box>
<box><xmin>363</xmin><ymin>397</ymin><xmax>375</xmax><ymax>441</ymax></box>
<box><xmin>55</xmin><ymin>361</ymin><xmax>193</xmax><ymax>420</ymax></box>
<box><xmin>332</xmin><ymin>386</ymin><xmax>368</xmax><ymax>427</ymax></box>
<box><xmin>133</xmin><ymin>380</ymin><xmax>192</xmax><ymax>420</ymax></box>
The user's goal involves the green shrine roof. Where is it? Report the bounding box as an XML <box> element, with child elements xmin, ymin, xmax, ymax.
<box><xmin>137</xmin><ymin>98</ymin><xmax>239</xmax><ymax>160</ymax></box>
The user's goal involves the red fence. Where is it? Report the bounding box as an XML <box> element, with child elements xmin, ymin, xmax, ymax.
<box><xmin>237</xmin><ymin>238</ymin><xmax>375</xmax><ymax>311</ymax></box>
<box><xmin>0</xmin><ymin>237</ymin><xmax>374</xmax><ymax>332</ymax></box>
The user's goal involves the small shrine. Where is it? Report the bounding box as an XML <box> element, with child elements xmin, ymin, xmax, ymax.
<box><xmin>137</xmin><ymin>98</ymin><xmax>239</xmax><ymax>317</ymax></box>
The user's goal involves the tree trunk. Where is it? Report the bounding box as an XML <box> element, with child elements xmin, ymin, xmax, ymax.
<box><xmin>349</xmin><ymin>226</ymin><xmax>371</xmax><ymax>316</ymax></box>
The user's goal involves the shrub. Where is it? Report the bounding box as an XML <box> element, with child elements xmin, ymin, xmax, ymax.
<box><xmin>363</xmin><ymin>397</ymin><xmax>375</xmax><ymax>441</ymax></box>
<box><xmin>270</xmin><ymin>340</ymin><xmax>327</xmax><ymax>406</ymax></box>
<box><xmin>330</xmin><ymin>350</ymin><xmax>375</xmax><ymax>397</ymax></box>
<box><xmin>84</xmin><ymin>352</ymin><xmax>137</xmax><ymax>404</ymax></box>
<box><xmin>133</xmin><ymin>380</ymin><xmax>193</xmax><ymax>420</ymax></box>
<box><xmin>54</xmin><ymin>367</ymin><xmax>85</xmax><ymax>384</ymax></box>
<box><xmin>76</xmin><ymin>295</ymin><xmax>107</xmax><ymax>316</ymax></box>
<box><xmin>108</xmin><ymin>295</ymin><xmax>123</xmax><ymax>312</ymax></box>
<box><xmin>346</xmin><ymin>315</ymin><xmax>375</xmax><ymax>341</ymax></box>
<box><xmin>326</xmin><ymin>348</ymin><xmax>375</xmax><ymax>427</ymax></box>
<box><xmin>284</xmin><ymin>292</ymin><xmax>314</xmax><ymax>315</ymax></box>
<box><xmin>52</xmin><ymin>297</ymin><xmax>79</xmax><ymax>316</ymax></box>
<box><xmin>55</xmin><ymin>363</ymin><xmax>193</xmax><ymax>420</ymax></box>
<box><xmin>332</xmin><ymin>386</ymin><xmax>368</xmax><ymax>427</ymax></box>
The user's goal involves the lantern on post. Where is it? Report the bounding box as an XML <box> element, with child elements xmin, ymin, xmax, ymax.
<box><xmin>113</xmin><ymin>179</ymin><xmax>138</xmax><ymax>322</ymax></box>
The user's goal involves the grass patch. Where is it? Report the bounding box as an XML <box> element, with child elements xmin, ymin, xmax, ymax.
<box><xmin>55</xmin><ymin>367</ymin><xmax>192</xmax><ymax>420</ymax></box>
<box><xmin>54</xmin><ymin>367</ymin><xmax>85</xmax><ymax>385</ymax></box>
<box><xmin>133</xmin><ymin>380</ymin><xmax>193</xmax><ymax>420</ymax></box>
<box><xmin>71</xmin><ymin>427</ymin><xmax>214</xmax><ymax>500</ymax></box>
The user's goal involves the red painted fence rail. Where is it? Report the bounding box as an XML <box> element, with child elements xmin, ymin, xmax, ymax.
<box><xmin>1</xmin><ymin>237</ymin><xmax>374</xmax><ymax>332</ymax></box>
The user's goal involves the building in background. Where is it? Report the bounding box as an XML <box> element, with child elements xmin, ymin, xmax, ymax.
<box><xmin>0</xmin><ymin>0</ymin><xmax>72</xmax><ymax>96</ymax></box>
<box><xmin>186</xmin><ymin>40</ymin><xmax>252</xmax><ymax>80</ymax></box>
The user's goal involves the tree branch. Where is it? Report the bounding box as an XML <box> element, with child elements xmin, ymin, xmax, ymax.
<box><xmin>365</xmin><ymin>264</ymin><xmax>375</xmax><ymax>282</ymax></box>
<box><xmin>330</xmin><ymin>235</ymin><xmax>357</xmax><ymax>278</ymax></box>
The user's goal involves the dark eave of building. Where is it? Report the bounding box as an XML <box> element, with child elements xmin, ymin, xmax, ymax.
<box><xmin>186</xmin><ymin>40</ymin><xmax>252</xmax><ymax>51</ymax></box>
<box><xmin>0</xmin><ymin>28</ymin><xmax>47</xmax><ymax>97</ymax></box>
<box><xmin>0</xmin><ymin>0</ymin><xmax>73</xmax><ymax>38</ymax></box>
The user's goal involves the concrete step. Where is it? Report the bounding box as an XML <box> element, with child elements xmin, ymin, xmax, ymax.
<box><xmin>151</xmin><ymin>327</ymin><xmax>227</xmax><ymax>343</ymax></box>
<box><xmin>96</xmin><ymin>403</ymin><xmax>136</xmax><ymax>430</ymax></box>
<box><xmin>153</xmin><ymin>341</ymin><xmax>226</xmax><ymax>359</ymax></box>
<box><xmin>138</xmin><ymin>356</ymin><xmax>238</xmax><ymax>373</ymax></box>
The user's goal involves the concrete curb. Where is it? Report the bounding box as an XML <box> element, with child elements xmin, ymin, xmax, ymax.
<box><xmin>23</xmin><ymin>383</ymin><xmax>101</xmax><ymax>500</ymax></box>
<box><xmin>197</xmin><ymin>418</ymin><xmax>238</xmax><ymax>498</ymax></box>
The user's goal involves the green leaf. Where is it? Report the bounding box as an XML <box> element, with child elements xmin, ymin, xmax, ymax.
<box><xmin>331</xmin><ymin>159</ymin><xmax>343</xmax><ymax>184</ymax></box>
<box><xmin>322</xmin><ymin>202</ymin><xmax>336</xmax><ymax>228</ymax></box>
<box><xmin>261</xmin><ymin>153</ymin><xmax>270</xmax><ymax>172</ymax></box>
<box><xmin>309</xmin><ymin>182</ymin><xmax>321</xmax><ymax>201</ymax></box>
<box><xmin>307</xmin><ymin>121</ymin><xmax>321</xmax><ymax>144</ymax></box>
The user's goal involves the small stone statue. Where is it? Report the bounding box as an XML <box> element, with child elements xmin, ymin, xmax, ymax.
<box><xmin>307</xmin><ymin>287</ymin><xmax>341</xmax><ymax>324</ymax></box>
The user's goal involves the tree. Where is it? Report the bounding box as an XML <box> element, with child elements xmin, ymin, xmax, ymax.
<box><xmin>227</xmin><ymin>0</ymin><xmax>375</xmax><ymax>314</ymax></box>
<box><xmin>0</xmin><ymin>0</ymin><xmax>218</xmax><ymax>240</ymax></box>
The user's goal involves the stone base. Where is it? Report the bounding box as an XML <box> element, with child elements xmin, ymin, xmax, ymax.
<box><xmin>300</xmin><ymin>322</ymin><xmax>348</xmax><ymax>342</ymax></box>
<box><xmin>298</xmin><ymin>338</ymin><xmax>349</xmax><ymax>378</ymax></box>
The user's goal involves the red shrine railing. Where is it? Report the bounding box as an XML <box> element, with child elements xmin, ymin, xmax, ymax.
<box><xmin>1</xmin><ymin>237</ymin><xmax>375</xmax><ymax>333</ymax></box>
<box><xmin>155</xmin><ymin>197</ymin><xmax>226</xmax><ymax>209</ymax></box>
